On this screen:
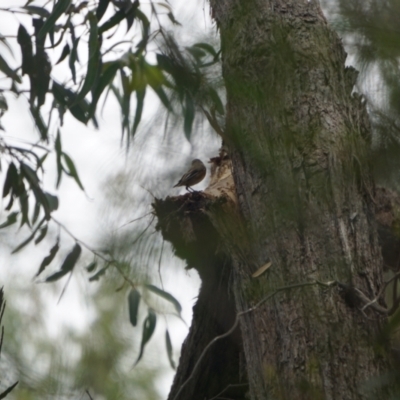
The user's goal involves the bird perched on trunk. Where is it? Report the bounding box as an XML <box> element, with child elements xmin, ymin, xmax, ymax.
<box><xmin>174</xmin><ymin>159</ymin><xmax>206</xmax><ymax>191</ymax></box>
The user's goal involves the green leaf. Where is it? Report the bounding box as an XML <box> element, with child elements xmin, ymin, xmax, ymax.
<box><xmin>0</xmin><ymin>54</ymin><xmax>21</xmax><ymax>83</ymax></box>
<box><xmin>32</xmin><ymin>200</ymin><xmax>41</xmax><ymax>225</ymax></box>
<box><xmin>69</xmin><ymin>34</ymin><xmax>79</xmax><ymax>84</ymax></box>
<box><xmin>36</xmin><ymin>240</ymin><xmax>59</xmax><ymax>276</ymax></box>
<box><xmin>209</xmin><ymin>87</ymin><xmax>225</xmax><ymax>115</ymax></box>
<box><xmin>55</xmin><ymin>129</ymin><xmax>63</xmax><ymax>188</ymax></box>
<box><xmin>85</xmin><ymin>261</ymin><xmax>97</xmax><ymax>272</ymax></box>
<box><xmin>2</xmin><ymin>162</ymin><xmax>18</xmax><ymax>198</ymax></box>
<box><xmin>96</xmin><ymin>0</ymin><xmax>110</xmax><ymax>21</ymax></box>
<box><xmin>45</xmin><ymin>243</ymin><xmax>81</xmax><ymax>282</ymax></box>
<box><xmin>134</xmin><ymin>308</ymin><xmax>156</xmax><ymax>365</ymax></box>
<box><xmin>0</xmin><ymin>212</ymin><xmax>19</xmax><ymax>229</ymax></box>
<box><xmin>193</xmin><ymin>42</ymin><xmax>218</xmax><ymax>58</ymax></box>
<box><xmin>144</xmin><ymin>284</ymin><xmax>182</xmax><ymax>315</ymax></box>
<box><xmin>98</xmin><ymin>6</ymin><xmax>137</xmax><ymax>35</ymax></box>
<box><xmin>62</xmin><ymin>153</ymin><xmax>84</xmax><ymax>190</ymax></box>
<box><xmin>0</xmin><ymin>381</ymin><xmax>19</xmax><ymax>399</ymax></box>
<box><xmin>37</xmin><ymin>0</ymin><xmax>72</xmax><ymax>41</ymax></box>
<box><xmin>34</xmin><ymin>225</ymin><xmax>48</xmax><ymax>244</ymax></box>
<box><xmin>19</xmin><ymin>192</ymin><xmax>30</xmax><ymax>228</ymax></box>
<box><xmin>75</xmin><ymin>12</ymin><xmax>100</xmax><ymax>103</ymax></box>
<box><xmin>55</xmin><ymin>43</ymin><xmax>70</xmax><ymax>65</ymax></box>
<box><xmin>128</xmin><ymin>288</ymin><xmax>141</xmax><ymax>327</ymax></box>
<box><xmin>11</xmin><ymin>217</ymin><xmax>45</xmax><ymax>254</ymax></box>
<box><xmin>132</xmin><ymin>89</ymin><xmax>146</xmax><ymax>136</ymax></box>
<box><xmin>30</xmin><ymin>106</ymin><xmax>48</xmax><ymax>140</ymax></box>
<box><xmin>88</xmin><ymin>265</ymin><xmax>109</xmax><ymax>281</ymax></box>
<box><xmin>44</xmin><ymin>192</ymin><xmax>59</xmax><ymax>212</ymax></box>
<box><xmin>183</xmin><ymin>94</ymin><xmax>195</xmax><ymax>139</ymax></box>
<box><xmin>23</xmin><ymin>5</ymin><xmax>51</xmax><ymax>18</ymax></box>
<box><xmin>17</xmin><ymin>25</ymin><xmax>33</xmax><ymax>76</ymax></box>
<box><xmin>90</xmin><ymin>61</ymin><xmax>120</xmax><ymax>117</ymax></box>
<box><xmin>165</xmin><ymin>330</ymin><xmax>176</xmax><ymax>369</ymax></box>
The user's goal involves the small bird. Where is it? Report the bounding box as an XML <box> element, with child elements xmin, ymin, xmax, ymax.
<box><xmin>173</xmin><ymin>159</ymin><xmax>206</xmax><ymax>191</ymax></box>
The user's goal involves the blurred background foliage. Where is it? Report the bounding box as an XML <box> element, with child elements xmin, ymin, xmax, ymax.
<box><xmin>2</xmin><ymin>0</ymin><xmax>400</xmax><ymax>398</ymax></box>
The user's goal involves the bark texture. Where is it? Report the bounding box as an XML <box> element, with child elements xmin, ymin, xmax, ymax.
<box><xmin>206</xmin><ymin>0</ymin><xmax>389</xmax><ymax>399</ymax></box>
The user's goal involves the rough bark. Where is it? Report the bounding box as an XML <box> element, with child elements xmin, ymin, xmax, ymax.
<box><xmin>207</xmin><ymin>0</ymin><xmax>389</xmax><ymax>399</ymax></box>
<box><xmin>156</xmin><ymin>1</ymin><xmax>400</xmax><ymax>400</ymax></box>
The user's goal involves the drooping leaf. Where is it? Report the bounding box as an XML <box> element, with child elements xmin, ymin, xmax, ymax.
<box><xmin>132</xmin><ymin>89</ymin><xmax>146</xmax><ymax>137</ymax></box>
<box><xmin>0</xmin><ymin>54</ymin><xmax>21</xmax><ymax>83</ymax></box>
<box><xmin>11</xmin><ymin>217</ymin><xmax>45</xmax><ymax>254</ymax></box>
<box><xmin>62</xmin><ymin>153</ymin><xmax>84</xmax><ymax>190</ymax></box>
<box><xmin>32</xmin><ymin>200</ymin><xmax>41</xmax><ymax>225</ymax></box>
<box><xmin>23</xmin><ymin>5</ymin><xmax>51</xmax><ymax>18</ymax></box>
<box><xmin>34</xmin><ymin>225</ymin><xmax>48</xmax><ymax>244</ymax></box>
<box><xmin>90</xmin><ymin>61</ymin><xmax>120</xmax><ymax>117</ymax></box>
<box><xmin>19</xmin><ymin>192</ymin><xmax>30</xmax><ymax>227</ymax></box>
<box><xmin>88</xmin><ymin>265</ymin><xmax>109</xmax><ymax>281</ymax></box>
<box><xmin>45</xmin><ymin>243</ymin><xmax>81</xmax><ymax>282</ymax></box>
<box><xmin>85</xmin><ymin>261</ymin><xmax>97</xmax><ymax>272</ymax></box>
<box><xmin>0</xmin><ymin>212</ymin><xmax>18</xmax><ymax>229</ymax></box>
<box><xmin>144</xmin><ymin>284</ymin><xmax>182</xmax><ymax>315</ymax></box>
<box><xmin>0</xmin><ymin>381</ymin><xmax>19</xmax><ymax>399</ymax></box>
<box><xmin>59</xmin><ymin>243</ymin><xmax>81</xmax><ymax>272</ymax></box>
<box><xmin>37</xmin><ymin>0</ymin><xmax>72</xmax><ymax>41</ymax></box>
<box><xmin>183</xmin><ymin>94</ymin><xmax>195</xmax><ymax>139</ymax></box>
<box><xmin>30</xmin><ymin>106</ymin><xmax>48</xmax><ymax>140</ymax></box>
<box><xmin>165</xmin><ymin>329</ymin><xmax>176</xmax><ymax>369</ymax></box>
<box><xmin>55</xmin><ymin>43</ymin><xmax>70</xmax><ymax>65</ymax></box>
<box><xmin>44</xmin><ymin>192</ymin><xmax>59</xmax><ymax>212</ymax></box>
<box><xmin>2</xmin><ymin>162</ymin><xmax>18</xmax><ymax>198</ymax></box>
<box><xmin>98</xmin><ymin>5</ymin><xmax>138</xmax><ymax>35</ymax></box>
<box><xmin>69</xmin><ymin>31</ymin><xmax>79</xmax><ymax>83</ymax></box>
<box><xmin>96</xmin><ymin>0</ymin><xmax>110</xmax><ymax>21</ymax></box>
<box><xmin>128</xmin><ymin>288</ymin><xmax>141</xmax><ymax>327</ymax></box>
<box><xmin>36</xmin><ymin>240</ymin><xmax>59</xmax><ymax>276</ymax></box>
<box><xmin>55</xmin><ymin>129</ymin><xmax>63</xmax><ymax>187</ymax></box>
<box><xmin>192</xmin><ymin>42</ymin><xmax>218</xmax><ymax>58</ymax></box>
<box><xmin>75</xmin><ymin>12</ymin><xmax>100</xmax><ymax>103</ymax></box>
<box><xmin>134</xmin><ymin>308</ymin><xmax>156</xmax><ymax>365</ymax></box>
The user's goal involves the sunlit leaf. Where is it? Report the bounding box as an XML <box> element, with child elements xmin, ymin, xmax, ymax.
<box><xmin>144</xmin><ymin>284</ymin><xmax>182</xmax><ymax>315</ymax></box>
<box><xmin>134</xmin><ymin>308</ymin><xmax>156</xmax><ymax>365</ymax></box>
<box><xmin>165</xmin><ymin>329</ymin><xmax>176</xmax><ymax>369</ymax></box>
<box><xmin>128</xmin><ymin>288</ymin><xmax>141</xmax><ymax>327</ymax></box>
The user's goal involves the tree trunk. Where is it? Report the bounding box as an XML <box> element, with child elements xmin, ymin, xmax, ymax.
<box><xmin>158</xmin><ymin>1</ymin><xmax>393</xmax><ymax>399</ymax></box>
